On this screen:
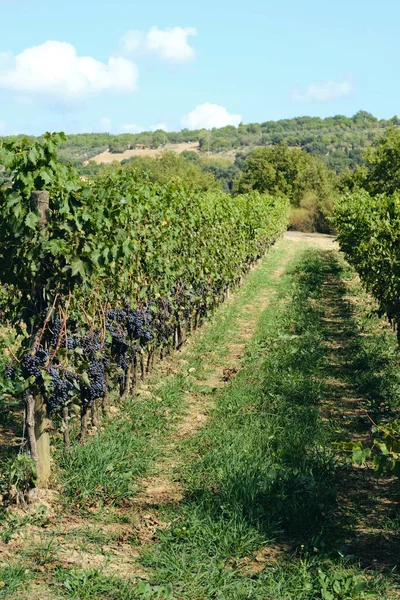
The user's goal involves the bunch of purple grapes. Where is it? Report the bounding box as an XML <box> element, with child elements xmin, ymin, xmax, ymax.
<box><xmin>79</xmin><ymin>333</ymin><xmax>108</xmax><ymax>404</ymax></box>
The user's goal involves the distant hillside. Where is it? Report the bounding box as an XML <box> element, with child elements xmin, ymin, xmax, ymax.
<box><xmin>83</xmin><ymin>142</ymin><xmax>201</xmax><ymax>165</ymax></box>
<box><xmin>1</xmin><ymin>111</ymin><xmax>398</xmax><ymax>173</ymax></box>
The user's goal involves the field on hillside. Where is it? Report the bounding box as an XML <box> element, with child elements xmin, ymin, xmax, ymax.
<box><xmin>84</xmin><ymin>142</ymin><xmax>202</xmax><ymax>165</ymax></box>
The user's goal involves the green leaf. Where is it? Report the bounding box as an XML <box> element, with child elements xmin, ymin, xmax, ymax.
<box><xmin>80</xmin><ymin>372</ymin><xmax>90</xmax><ymax>386</ymax></box>
<box><xmin>28</xmin><ymin>147</ymin><xmax>39</xmax><ymax>164</ymax></box>
<box><xmin>352</xmin><ymin>446</ymin><xmax>370</xmax><ymax>465</ymax></box>
<box><xmin>25</xmin><ymin>212</ymin><xmax>40</xmax><ymax>229</ymax></box>
<box><xmin>90</xmin><ymin>250</ymin><xmax>101</xmax><ymax>265</ymax></box>
<box><xmin>41</xmin><ymin>369</ymin><xmax>53</xmax><ymax>391</ymax></box>
<box><xmin>70</xmin><ymin>258</ymin><xmax>86</xmax><ymax>280</ymax></box>
<box><xmin>6</xmin><ymin>193</ymin><xmax>21</xmax><ymax>208</ymax></box>
<box><xmin>39</xmin><ymin>168</ymin><xmax>52</xmax><ymax>185</ymax></box>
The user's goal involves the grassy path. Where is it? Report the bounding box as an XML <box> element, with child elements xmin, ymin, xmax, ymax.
<box><xmin>132</xmin><ymin>240</ymin><xmax>297</xmax><ymax>511</ymax></box>
<box><xmin>1</xmin><ymin>234</ymin><xmax>400</xmax><ymax>599</ymax></box>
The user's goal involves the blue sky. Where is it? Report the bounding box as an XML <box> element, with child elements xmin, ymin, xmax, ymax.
<box><xmin>0</xmin><ymin>0</ymin><xmax>398</xmax><ymax>135</ymax></box>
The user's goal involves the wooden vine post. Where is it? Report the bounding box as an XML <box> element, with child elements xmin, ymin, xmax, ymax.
<box><xmin>26</xmin><ymin>190</ymin><xmax>52</xmax><ymax>487</ymax></box>
<box><xmin>25</xmin><ymin>390</ymin><xmax>51</xmax><ymax>486</ymax></box>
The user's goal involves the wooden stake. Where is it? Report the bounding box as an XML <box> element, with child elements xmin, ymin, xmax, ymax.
<box><xmin>31</xmin><ymin>190</ymin><xmax>49</xmax><ymax>229</ymax></box>
<box><xmin>80</xmin><ymin>405</ymin><xmax>89</xmax><ymax>441</ymax></box>
<box><xmin>140</xmin><ymin>353</ymin><xmax>145</xmax><ymax>381</ymax></box>
<box><xmin>26</xmin><ymin>392</ymin><xmax>40</xmax><ymax>480</ymax></box>
<box><xmin>62</xmin><ymin>405</ymin><xmax>70</xmax><ymax>453</ymax></box>
<box><xmin>91</xmin><ymin>399</ymin><xmax>100</xmax><ymax>429</ymax></box>
<box><xmin>102</xmin><ymin>374</ymin><xmax>110</xmax><ymax>416</ymax></box>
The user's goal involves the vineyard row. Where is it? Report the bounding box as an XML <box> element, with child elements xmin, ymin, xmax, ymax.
<box><xmin>0</xmin><ymin>133</ymin><xmax>289</xmax><ymax>486</ymax></box>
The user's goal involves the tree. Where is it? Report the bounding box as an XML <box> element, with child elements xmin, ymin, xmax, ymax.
<box><xmin>304</xmin><ymin>141</ymin><xmax>329</xmax><ymax>156</ymax></box>
<box><xmin>109</xmin><ymin>139</ymin><xmax>126</xmax><ymax>153</ymax></box>
<box><xmin>201</xmin><ymin>157</ymin><xmax>239</xmax><ymax>192</ymax></box>
<box><xmin>210</xmin><ymin>138</ymin><xmax>233</xmax><ymax>152</ymax></box>
<box><xmin>122</xmin><ymin>151</ymin><xmax>217</xmax><ymax>191</ymax></box>
<box><xmin>233</xmin><ymin>148</ymin><xmax>278</xmax><ymax>195</ymax></box>
<box><xmin>181</xmin><ymin>150</ymin><xmax>200</xmax><ymax>163</ymax></box>
<box><xmin>233</xmin><ymin>144</ymin><xmax>311</xmax><ymax>203</ymax></box>
<box><xmin>151</xmin><ymin>130</ymin><xmax>167</xmax><ymax>148</ymax></box>
<box><xmin>362</xmin><ymin>128</ymin><xmax>400</xmax><ymax>195</ymax></box>
<box><xmin>352</xmin><ymin>110</ymin><xmax>378</xmax><ymax>127</ymax></box>
<box><xmin>233</xmin><ymin>144</ymin><xmax>337</xmax><ymax>232</ymax></box>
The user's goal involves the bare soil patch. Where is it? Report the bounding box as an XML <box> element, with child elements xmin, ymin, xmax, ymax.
<box><xmin>284</xmin><ymin>230</ymin><xmax>338</xmax><ymax>249</ymax></box>
<box><xmin>85</xmin><ymin>142</ymin><xmax>200</xmax><ymax>165</ymax></box>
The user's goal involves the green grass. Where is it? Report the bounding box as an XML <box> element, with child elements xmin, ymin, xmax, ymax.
<box><xmin>136</xmin><ymin>248</ymin><xmax>397</xmax><ymax>599</ymax></box>
<box><xmin>339</xmin><ymin>261</ymin><xmax>400</xmax><ymax>412</ymax></box>
<box><xmin>21</xmin><ymin>534</ymin><xmax>59</xmax><ymax>568</ymax></box>
<box><xmin>58</xmin><ymin>242</ymin><xmax>292</xmax><ymax>511</ymax></box>
<box><xmin>54</xmin><ymin>567</ymin><xmax>176</xmax><ymax>599</ymax></box>
<box><xmin>58</xmin><ymin>376</ymin><xmax>190</xmax><ymax>508</ymax></box>
<box><xmin>184</xmin><ymin>242</ymin><xmax>292</xmax><ymax>374</ymax></box>
<box><xmin>0</xmin><ymin>565</ymin><xmax>31</xmax><ymax>599</ymax></box>
<box><xmin>48</xmin><ymin>562</ymin><xmax>386</xmax><ymax>600</ymax></box>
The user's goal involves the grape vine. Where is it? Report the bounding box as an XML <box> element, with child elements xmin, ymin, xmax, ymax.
<box><xmin>333</xmin><ymin>189</ymin><xmax>400</xmax><ymax>478</ymax></box>
<box><xmin>0</xmin><ymin>133</ymin><xmax>289</xmax><ymax>484</ymax></box>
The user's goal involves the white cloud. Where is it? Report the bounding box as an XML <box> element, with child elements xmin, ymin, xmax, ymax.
<box><xmin>147</xmin><ymin>27</ymin><xmax>197</xmax><ymax>61</ymax></box>
<box><xmin>292</xmin><ymin>79</ymin><xmax>352</xmax><ymax>102</ymax></box>
<box><xmin>0</xmin><ymin>41</ymin><xmax>139</xmax><ymax>101</ymax></box>
<box><xmin>151</xmin><ymin>123</ymin><xmax>168</xmax><ymax>131</ymax></box>
<box><xmin>181</xmin><ymin>103</ymin><xmax>242</xmax><ymax>130</ymax></box>
<box><xmin>120</xmin><ymin>122</ymin><xmax>168</xmax><ymax>133</ymax></box>
<box><xmin>120</xmin><ymin>30</ymin><xmax>144</xmax><ymax>54</ymax></box>
<box><xmin>121</xmin><ymin>123</ymin><xmax>146</xmax><ymax>133</ymax></box>
<box><xmin>121</xmin><ymin>26</ymin><xmax>197</xmax><ymax>61</ymax></box>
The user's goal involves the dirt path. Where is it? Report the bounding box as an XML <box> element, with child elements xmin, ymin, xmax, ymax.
<box><xmin>132</xmin><ymin>239</ymin><xmax>301</xmax><ymax>510</ymax></box>
<box><xmin>284</xmin><ymin>229</ymin><xmax>338</xmax><ymax>249</ymax></box>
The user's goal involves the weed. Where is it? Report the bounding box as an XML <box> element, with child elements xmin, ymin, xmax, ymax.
<box><xmin>22</xmin><ymin>534</ymin><xmax>59</xmax><ymax>569</ymax></box>
<box><xmin>9</xmin><ymin>454</ymin><xmax>38</xmax><ymax>502</ymax></box>
<box><xmin>0</xmin><ymin>513</ymin><xmax>30</xmax><ymax>544</ymax></box>
<box><xmin>56</xmin><ymin>567</ymin><xmax>176</xmax><ymax>599</ymax></box>
<box><xmin>58</xmin><ymin>377</ymin><xmax>186</xmax><ymax>508</ymax></box>
<box><xmin>0</xmin><ymin>565</ymin><xmax>30</xmax><ymax>598</ymax></box>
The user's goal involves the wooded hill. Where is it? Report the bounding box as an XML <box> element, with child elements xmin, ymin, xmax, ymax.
<box><xmin>1</xmin><ymin>110</ymin><xmax>398</xmax><ymax>173</ymax></box>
